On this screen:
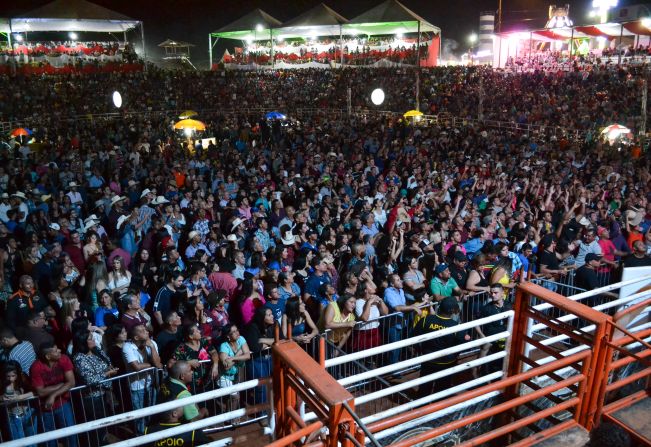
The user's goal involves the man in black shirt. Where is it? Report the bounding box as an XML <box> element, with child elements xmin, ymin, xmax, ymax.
<box><xmin>537</xmin><ymin>235</ymin><xmax>569</xmax><ymax>292</ymax></box>
<box><xmin>449</xmin><ymin>252</ymin><xmax>469</xmax><ymax>291</ymax></box>
<box><xmin>413</xmin><ymin>296</ymin><xmax>470</xmax><ymax>397</ymax></box>
<box><xmin>477</xmin><ymin>284</ymin><xmax>511</xmax><ymax>375</ymax></box>
<box><xmin>622</xmin><ymin>241</ymin><xmax>651</xmax><ymax>269</ymax></box>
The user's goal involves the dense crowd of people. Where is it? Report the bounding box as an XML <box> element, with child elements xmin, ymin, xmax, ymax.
<box><xmin>0</xmin><ymin>62</ymin><xmax>649</xmax><ymax>445</ymax></box>
<box><xmin>0</xmin><ymin>64</ymin><xmax>645</xmax><ymax>134</ymax></box>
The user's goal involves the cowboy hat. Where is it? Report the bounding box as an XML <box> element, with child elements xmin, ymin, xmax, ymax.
<box><xmin>188</xmin><ymin>230</ymin><xmax>200</xmax><ymax>241</ymax></box>
<box><xmin>40</xmin><ymin>194</ymin><xmax>52</xmax><ymax>202</ymax></box>
<box><xmin>231</xmin><ymin>218</ymin><xmax>245</xmax><ymax>232</ymax></box>
<box><xmin>68</xmin><ymin>181</ymin><xmax>79</xmax><ymax>188</ymax></box>
<box><xmin>140</xmin><ymin>188</ymin><xmax>152</xmax><ymax>199</ymax></box>
<box><xmin>0</xmin><ymin>193</ymin><xmax>8</xmax><ymax>199</ymax></box>
<box><xmin>110</xmin><ymin>195</ymin><xmax>126</xmax><ymax>206</ymax></box>
<box><xmin>11</xmin><ymin>192</ymin><xmax>27</xmax><ymax>200</ymax></box>
<box><xmin>163</xmin><ymin>225</ymin><xmax>174</xmax><ymax>236</ymax></box>
<box><xmin>95</xmin><ymin>199</ymin><xmax>105</xmax><ymax>209</ymax></box>
<box><xmin>152</xmin><ymin>195</ymin><xmax>170</xmax><ymax>205</ymax></box>
<box><xmin>626</xmin><ymin>208</ymin><xmax>644</xmax><ymax>227</ymax></box>
<box><xmin>116</xmin><ymin>215</ymin><xmax>129</xmax><ymax>230</ymax></box>
<box><xmin>226</xmin><ymin>234</ymin><xmax>238</xmax><ymax>242</ymax></box>
<box><xmin>281</xmin><ymin>231</ymin><xmax>296</xmax><ymax>246</ymax></box>
<box><xmin>83</xmin><ymin>220</ymin><xmax>99</xmax><ymax>232</ymax></box>
<box><xmin>48</xmin><ymin>223</ymin><xmax>61</xmax><ymax>231</ymax></box>
<box><xmin>84</xmin><ymin>214</ymin><xmax>100</xmax><ymax>224</ymax></box>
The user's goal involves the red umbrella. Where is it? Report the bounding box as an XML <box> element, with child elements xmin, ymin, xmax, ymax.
<box><xmin>10</xmin><ymin>128</ymin><xmax>32</xmax><ymax>137</ymax></box>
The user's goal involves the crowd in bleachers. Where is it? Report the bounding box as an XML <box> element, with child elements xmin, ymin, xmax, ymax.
<box><xmin>505</xmin><ymin>44</ymin><xmax>651</xmax><ymax>73</ymax></box>
<box><xmin>0</xmin><ymin>65</ymin><xmax>649</xmax><ymax>445</ymax></box>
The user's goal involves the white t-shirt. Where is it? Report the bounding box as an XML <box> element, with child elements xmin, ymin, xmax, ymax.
<box><xmin>355</xmin><ymin>299</ymin><xmax>380</xmax><ymax>330</ymax></box>
<box><xmin>123</xmin><ymin>340</ymin><xmax>158</xmax><ymax>391</ymax></box>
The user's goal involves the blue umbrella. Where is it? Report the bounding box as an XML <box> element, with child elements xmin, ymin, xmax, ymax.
<box><xmin>265</xmin><ymin>111</ymin><xmax>286</xmax><ymax>120</ymax></box>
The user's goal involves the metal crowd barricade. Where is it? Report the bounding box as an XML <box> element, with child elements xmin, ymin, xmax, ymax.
<box><xmin>192</xmin><ymin>349</ymin><xmax>272</xmax><ymax>432</ymax></box>
<box><xmin>0</xmin><ymin>367</ymin><xmax>160</xmax><ymax>445</ymax></box>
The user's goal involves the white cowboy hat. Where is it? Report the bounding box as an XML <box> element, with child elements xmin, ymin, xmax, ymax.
<box><xmin>110</xmin><ymin>195</ymin><xmax>126</xmax><ymax>206</ymax></box>
<box><xmin>84</xmin><ymin>214</ymin><xmax>99</xmax><ymax>224</ymax></box>
<box><xmin>140</xmin><ymin>188</ymin><xmax>152</xmax><ymax>199</ymax></box>
<box><xmin>152</xmin><ymin>195</ymin><xmax>170</xmax><ymax>205</ymax></box>
<box><xmin>626</xmin><ymin>209</ymin><xmax>644</xmax><ymax>227</ymax></box>
<box><xmin>231</xmin><ymin>218</ymin><xmax>245</xmax><ymax>232</ymax></box>
<box><xmin>163</xmin><ymin>225</ymin><xmax>174</xmax><ymax>236</ymax></box>
<box><xmin>281</xmin><ymin>231</ymin><xmax>296</xmax><ymax>246</ymax></box>
<box><xmin>68</xmin><ymin>181</ymin><xmax>79</xmax><ymax>188</ymax></box>
<box><xmin>83</xmin><ymin>220</ymin><xmax>99</xmax><ymax>232</ymax></box>
<box><xmin>116</xmin><ymin>215</ymin><xmax>129</xmax><ymax>230</ymax></box>
<box><xmin>95</xmin><ymin>199</ymin><xmax>105</xmax><ymax>208</ymax></box>
<box><xmin>188</xmin><ymin>230</ymin><xmax>200</xmax><ymax>241</ymax></box>
<box><xmin>226</xmin><ymin>234</ymin><xmax>238</xmax><ymax>242</ymax></box>
<box><xmin>11</xmin><ymin>191</ymin><xmax>27</xmax><ymax>200</ymax></box>
<box><xmin>0</xmin><ymin>193</ymin><xmax>9</xmax><ymax>199</ymax></box>
<box><xmin>48</xmin><ymin>223</ymin><xmax>61</xmax><ymax>231</ymax></box>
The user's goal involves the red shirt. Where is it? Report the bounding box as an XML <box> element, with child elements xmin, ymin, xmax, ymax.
<box><xmin>30</xmin><ymin>354</ymin><xmax>74</xmax><ymax>411</ymax></box>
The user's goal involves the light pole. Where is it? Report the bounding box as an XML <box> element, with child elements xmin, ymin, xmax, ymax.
<box><xmin>468</xmin><ymin>33</ymin><xmax>478</xmax><ymax>65</ymax></box>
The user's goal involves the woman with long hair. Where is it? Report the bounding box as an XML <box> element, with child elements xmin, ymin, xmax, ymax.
<box><xmin>242</xmin><ymin>307</ymin><xmax>278</xmax><ymax>401</ymax></box>
<box><xmin>83</xmin><ymin>231</ymin><xmax>103</xmax><ymax>264</ymax></box>
<box><xmin>107</xmin><ymin>256</ymin><xmax>132</xmax><ymax>296</ymax></box>
<box><xmin>352</xmin><ymin>281</ymin><xmax>388</xmax><ymax>351</ymax></box>
<box><xmin>171</xmin><ymin>324</ymin><xmax>220</xmax><ymax>393</ymax></box>
<box><xmin>1</xmin><ymin>361</ymin><xmax>36</xmax><ymax>446</ymax></box>
<box><xmin>182</xmin><ymin>296</ymin><xmax>212</xmax><ymax>341</ymax></box>
<box><xmin>236</xmin><ymin>277</ymin><xmax>266</xmax><ymax>327</ymax></box>
<box><xmin>130</xmin><ymin>248</ymin><xmax>157</xmax><ymax>292</ymax></box>
<box><xmin>491</xmin><ymin>256</ymin><xmax>515</xmax><ymax>289</ymax></box>
<box><xmin>84</xmin><ymin>260</ymin><xmax>108</xmax><ymax>311</ymax></box>
<box><xmin>322</xmin><ymin>294</ymin><xmax>356</xmax><ymax>351</ymax></box>
<box><xmin>94</xmin><ymin>289</ymin><xmax>119</xmax><ymax>330</ymax></box>
<box><xmin>72</xmin><ymin>329</ymin><xmax>119</xmax><ymax>447</ymax></box>
<box><xmin>282</xmin><ymin>296</ymin><xmax>318</xmax><ymax>345</ymax></box>
<box><xmin>217</xmin><ymin>324</ymin><xmax>250</xmax><ymax>416</ymax></box>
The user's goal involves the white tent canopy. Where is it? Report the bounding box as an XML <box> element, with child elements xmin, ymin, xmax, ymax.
<box><xmin>10</xmin><ymin>0</ymin><xmax>140</xmax><ymax>33</ymax></box>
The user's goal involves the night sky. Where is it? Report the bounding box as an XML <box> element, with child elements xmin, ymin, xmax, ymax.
<box><xmin>0</xmin><ymin>0</ymin><xmax>644</xmax><ymax>67</ymax></box>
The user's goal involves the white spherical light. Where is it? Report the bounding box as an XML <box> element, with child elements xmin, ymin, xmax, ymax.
<box><xmin>371</xmin><ymin>88</ymin><xmax>385</xmax><ymax>106</ymax></box>
<box><xmin>112</xmin><ymin>91</ymin><xmax>122</xmax><ymax>108</ymax></box>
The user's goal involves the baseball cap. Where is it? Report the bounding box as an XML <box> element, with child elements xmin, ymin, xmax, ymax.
<box><xmin>435</xmin><ymin>263</ymin><xmax>449</xmax><ymax>274</ymax></box>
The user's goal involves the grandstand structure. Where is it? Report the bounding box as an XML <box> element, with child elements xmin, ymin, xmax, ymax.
<box><xmin>208</xmin><ymin>0</ymin><xmax>441</xmax><ymax>70</ymax></box>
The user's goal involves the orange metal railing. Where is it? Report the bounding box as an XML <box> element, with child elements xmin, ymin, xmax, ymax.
<box><xmin>272</xmin><ymin>340</ymin><xmax>360</xmax><ymax>447</ymax></box>
<box><xmin>268</xmin><ymin>281</ymin><xmax>651</xmax><ymax>446</ymax></box>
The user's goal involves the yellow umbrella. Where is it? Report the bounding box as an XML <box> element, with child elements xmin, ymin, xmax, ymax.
<box><xmin>174</xmin><ymin>119</ymin><xmax>206</xmax><ymax>132</ymax></box>
<box><xmin>179</xmin><ymin>110</ymin><xmax>199</xmax><ymax>119</ymax></box>
<box><xmin>403</xmin><ymin>110</ymin><xmax>423</xmax><ymax>118</ymax></box>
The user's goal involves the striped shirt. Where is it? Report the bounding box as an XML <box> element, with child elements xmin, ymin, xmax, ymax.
<box><xmin>0</xmin><ymin>340</ymin><xmax>36</xmax><ymax>376</ymax></box>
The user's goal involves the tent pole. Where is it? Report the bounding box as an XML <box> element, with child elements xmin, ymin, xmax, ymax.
<box><xmin>340</xmin><ymin>24</ymin><xmax>344</xmax><ymax>67</ymax></box>
<box><xmin>209</xmin><ymin>34</ymin><xmax>213</xmax><ymax>70</ymax></box>
<box><xmin>529</xmin><ymin>32</ymin><xmax>532</xmax><ymax>63</ymax></box>
<box><xmin>123</xmin><ymin>31</ymin><xmax>127</xmax><ymax>44</ymax></box>
<box><xmin>140</xmin><ymin>21</ymin><xmax>147</xmax><ymax>71</ymax></box>
<box><xmin>618</xmin><ymin>23</ymin><xmax>624</xmax><ymax>65</ymax></box>
<box><xmin>270</xmin><ymin>28</ymin><xmax>274</xmax><ymax>69</ymax></box>
<box><xmin>416</xmin><ymin>20</ymin><xmax>421</xmax><ymax>112</ymax></box>
<box><xmin>7</xmin><ymin>20</ymin><xmax>12</xmax><ymax>48</ymax></box>
<box><xmin>570</xmin><ymin>27</ymin><xmax>574</xmax><ymax>58</ymax></box>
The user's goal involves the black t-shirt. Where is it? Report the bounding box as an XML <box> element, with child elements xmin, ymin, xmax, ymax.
<box><xmin>145</xmin><ymin>422</ymin><xmax>209</xmax><ymax>447</ymax></box>
<box><xmin>538</xmin><ymin>250</ymin><xmax>560</xmax><ymax>271</ymax></box>
<box><xmin>480</xmin><ymin>301</ymin><xmax>512</xmax><ymax>338</ymax></box>
<box><xmin>575</xmin><ymin>265</ymin><xmax>599</xmax><ymax>291</ymax></box>
<box><xmin>622</xmin><ymin>254</ymin><xmax>651</xmax><ymax>269</ymax></box>
<box><xmin>413</xmin><ymin>313</ymin><xmax>467</xmax><ymax>364</ymax></box>
<box><xmin>449</xmin><ymin>265</ymin><xmax>469</xmax><ymax>289</ymax></box>
<box><xmin>155</xmin><ymin>329</ymin><xmax>183</xmax><ymax>365</ymax></box>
